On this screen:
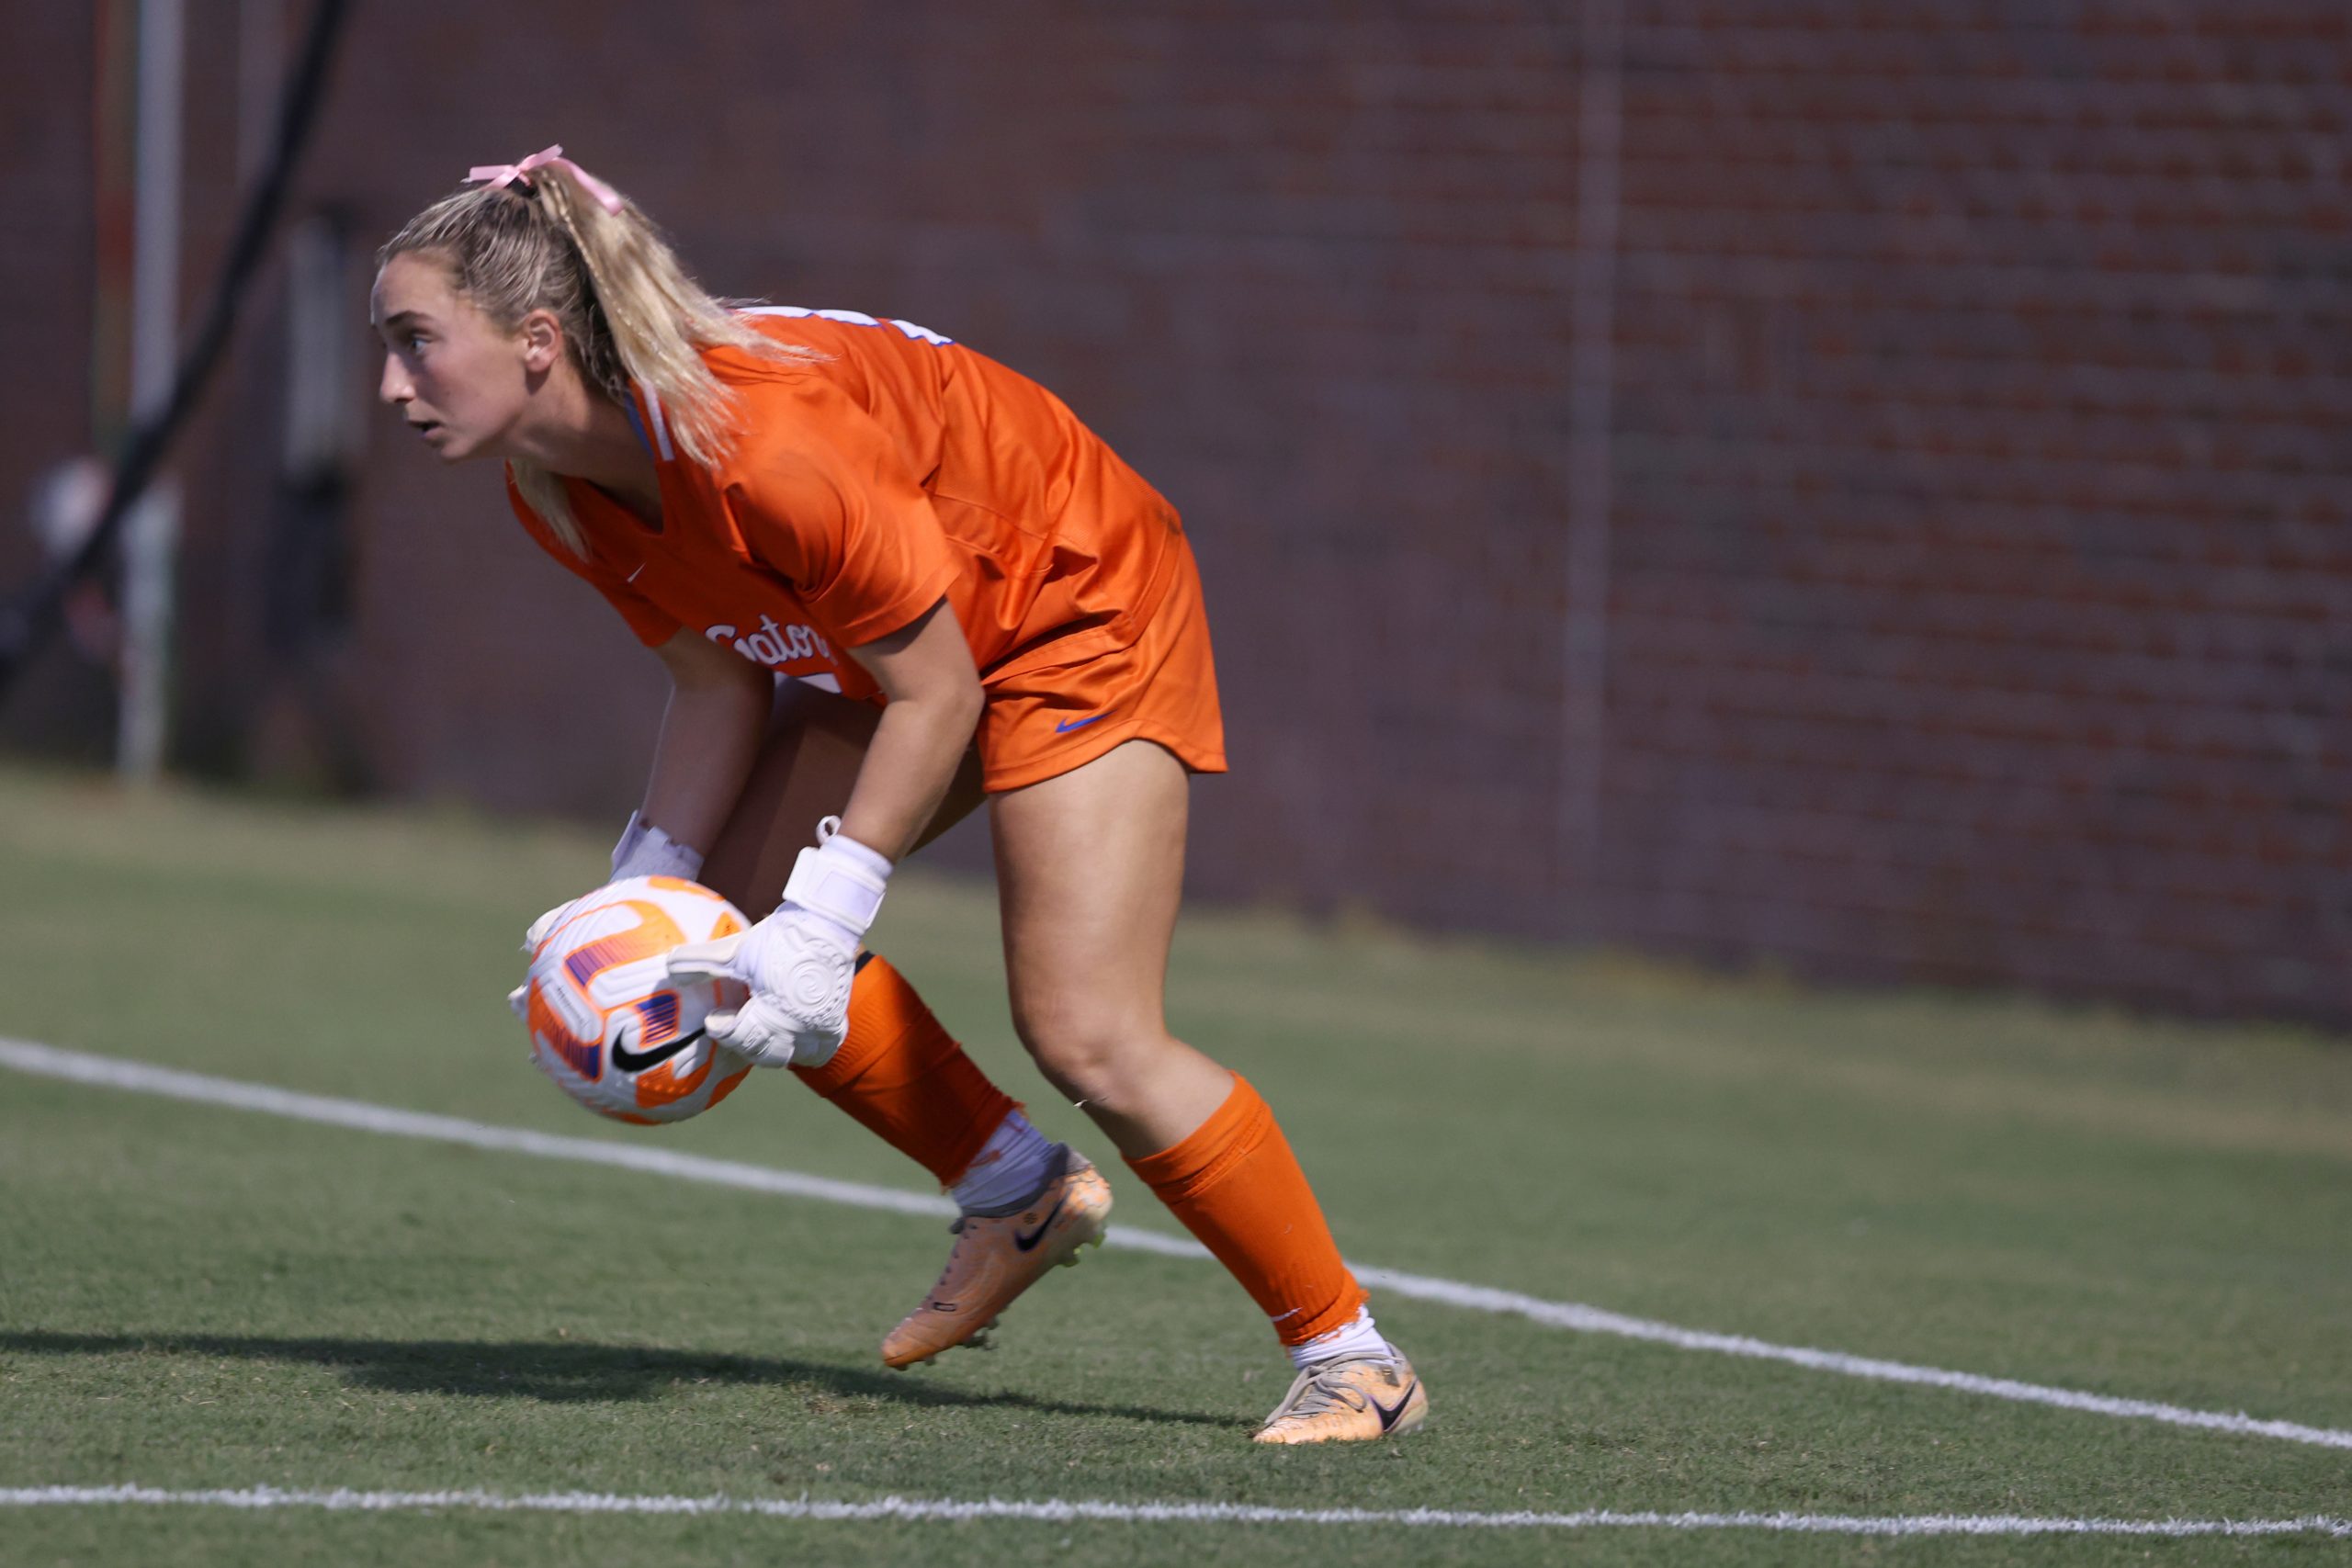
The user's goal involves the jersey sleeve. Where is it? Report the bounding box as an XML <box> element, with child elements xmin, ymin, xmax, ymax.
<box><xmin>722</xmin><ymin>378</ymin><xmax>960</xmax><ymax>647</ymax></box>
<box><xmin>503</xmin><ymin>475</ymin><xmax>682</xmax><ymax>648</ymax></box>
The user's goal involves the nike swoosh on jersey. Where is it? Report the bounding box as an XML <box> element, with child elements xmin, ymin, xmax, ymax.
<box><xmin>610</xmin><ymin>1024</ymin><xmax>704</xmax><ymax>1074</ymax></box>
<box><xmin>1055</xmin><ymin>713</ymin><xmax>1108</xmax><ymax>733</ymax></box>
<box><xmin>1012</xmin><ymin>1195</ymin><xmax>1069</xmax><ymax>1251</ymax></box>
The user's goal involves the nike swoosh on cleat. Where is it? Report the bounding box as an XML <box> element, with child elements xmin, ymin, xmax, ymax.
<box><xmin>1369</xmin><ymin>1379</ymin><xmax>1419</xmax><ymax>1433</ymax></box>
<box><xmin>610</xmin><ymin>1025</ymin><xmax>703</xmax><ymax>1074</ymax></box>
<box><xmin>1012</xmin><ymin>1195</ymin><xmax>1068</xmax><ymax>1251</ymax></box>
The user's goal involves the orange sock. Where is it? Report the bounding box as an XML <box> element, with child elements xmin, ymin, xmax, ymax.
<box><xmin>1125</xmin><ymin>1073</ymin><xmax>1367</xmax><ymax>1347</ymax></box>
<box><xmin>790</xmin><ymin>954</ymin><xmax>1018</xmax><ymax>1188</ymax></box>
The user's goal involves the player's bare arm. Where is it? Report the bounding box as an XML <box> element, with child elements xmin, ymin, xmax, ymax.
<box><xmin>639</xmin><ymin>626</ymin><xmax>772</xmax><ymax>855</ymax></box>
<box><xmin>835</xmin><ymin>597</ymin><xmax>985</xmax><ymax>862</ymax></box>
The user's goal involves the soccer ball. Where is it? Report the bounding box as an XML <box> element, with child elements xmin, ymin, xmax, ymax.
<box><xmin>520</xmin><ymin>875</ymin><xmax>756</xmax><ymax>1125</ymax></box>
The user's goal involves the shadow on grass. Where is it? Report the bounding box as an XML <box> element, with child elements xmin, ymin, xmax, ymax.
<box><xmin>0</xmin><ymin>1330</ymin><xmax>1235</xmax><ymax>1428</ymax></box>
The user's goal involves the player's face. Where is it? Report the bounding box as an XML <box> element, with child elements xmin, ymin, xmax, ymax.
<box><xmin>370</xmin><ymin>252</ymin><xmax>533</xmax><ymax>463</ymax></box>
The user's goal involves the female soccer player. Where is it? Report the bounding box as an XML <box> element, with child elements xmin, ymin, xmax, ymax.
<box><xmin>371</xmin><ymin>147</ymin><xmax>1424</xmax><ymax>1443</ymax></box>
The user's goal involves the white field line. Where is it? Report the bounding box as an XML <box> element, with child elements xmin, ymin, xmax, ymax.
<box><xmin>6</xmin><ymin>1037</ymin><xmax>2350</xmax><ymax>1454</ymax></box>
<box><xmin>3</xmin><ymin>1485</ymin><xmax>2348</xmax><ymax>1538</ymax></box>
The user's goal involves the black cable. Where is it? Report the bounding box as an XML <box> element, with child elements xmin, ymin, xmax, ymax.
<box><xmin>0</xmin><ymin>0</ymin><xmax>357</xmax><ymax>702</ymax></box>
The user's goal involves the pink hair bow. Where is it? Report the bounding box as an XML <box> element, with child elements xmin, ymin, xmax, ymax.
<box><xmin>464</xmin><ymin>144</ymin><xmax>624</xmax><ymax>215</ymax></box>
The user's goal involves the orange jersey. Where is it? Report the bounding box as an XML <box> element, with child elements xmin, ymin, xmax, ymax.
<box><xmin>508</xmin><ymin>308</ymin><xmax>1187</xmax><ymax>705</ymax></box>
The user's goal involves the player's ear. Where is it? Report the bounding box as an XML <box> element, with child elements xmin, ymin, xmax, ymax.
<box><xmin>517</xmin><ymin>309</ymin><xmax>563</xmax><ymax>373</ymax></box>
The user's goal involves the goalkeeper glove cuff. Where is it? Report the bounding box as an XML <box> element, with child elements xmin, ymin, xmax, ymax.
<box><xmin>780</xmin><ymin>816</ymin><xmax>891</xmax><ymax>946</ymax></box>
<box><xmin>611</xmin><ymin>811</ymin><xmax>706</xmax><ymax>883</ymax></box>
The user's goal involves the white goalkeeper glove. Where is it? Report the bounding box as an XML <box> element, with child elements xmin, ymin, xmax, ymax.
<box><xmin>662</xmin><ymin>817</ymin><xmax>891</xmax><ymax>1069</ymax></box>
<box><xmin>509</xmin><ymin>813</ymin><xmax>707</xmax><ymax>1019</ymax></box>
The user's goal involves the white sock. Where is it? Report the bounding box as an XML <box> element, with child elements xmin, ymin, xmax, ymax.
<box><xmin>950</xmin><ymin>1111</ymin><xmax>1059</xmax><ymax>1214</ymax></box>
<box><xmin>1288</xmin><ymin>1306</ymin><xmax>1390</xmax><ymax>1371</ymax></box>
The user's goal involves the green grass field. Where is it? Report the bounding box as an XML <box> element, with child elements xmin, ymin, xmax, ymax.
<box><xmin>2</xmin><ymin>765</ymin><xmax>2348</xmax><ymax>1565</ymax></box>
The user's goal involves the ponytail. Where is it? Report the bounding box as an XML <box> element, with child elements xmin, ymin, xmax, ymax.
<box><xmin>379</xmin><ymin>151</ymin><xmax>810</xmax><ymax>556</ymax></box>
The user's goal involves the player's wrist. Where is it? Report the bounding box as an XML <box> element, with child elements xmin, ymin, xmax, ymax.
<box><xmin>780</xmin><ymin>816</ymin><xmax>892</xmax><ymax>946</ymax></box>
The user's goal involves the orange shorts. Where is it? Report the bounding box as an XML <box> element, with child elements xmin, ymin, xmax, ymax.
<box><xmin>976</xmin><ymin>534</ymin><xmax>1227</xmax><ymax>793</ymax></box>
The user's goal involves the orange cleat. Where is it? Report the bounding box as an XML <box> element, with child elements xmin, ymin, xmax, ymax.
<box><xmin>1250</xmin><ymin>1350</ymin><xmax>1429</xmax><ymax>1445</ymax></box>
<box><xmin>881</xmin><ymin>1148</ymin><xmax>1112</xmax><ymax>1369</ymax></box>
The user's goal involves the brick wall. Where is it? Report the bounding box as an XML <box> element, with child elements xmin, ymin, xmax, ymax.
<box><xmin>3</xmin><ymin>2</ymin><xmax>2344</xmax><ymax>1020</ymax></box>
<box><xmin>1596</xmin><ymin>2</ymin><xmax>2351</xmax><ymax>1016</ymax></box>
<box><xmin>0</xmin><ymin>5</ymin><xmax>109</xmax><ymax>761</ymax></box>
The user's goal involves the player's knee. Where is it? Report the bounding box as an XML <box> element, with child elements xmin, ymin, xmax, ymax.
<box><xmin>1011</xmin><ymin>998</ymin><xmax>1157</xmax><ymax>1101</ymax></box>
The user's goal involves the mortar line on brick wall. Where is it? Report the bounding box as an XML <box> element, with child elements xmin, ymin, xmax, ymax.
<box><xmin>1560</xmin><ymin>0</ymin><xmax>1624</xmax><ymax>919</ymax></box>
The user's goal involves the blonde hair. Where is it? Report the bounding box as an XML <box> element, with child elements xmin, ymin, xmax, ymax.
<box><xmin>379</xmin><ymin>162</ymin><xmax>808</xmax><ymax>555</ymax></box>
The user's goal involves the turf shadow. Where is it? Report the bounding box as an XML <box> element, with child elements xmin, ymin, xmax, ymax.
<box><xmin>0</xmin><ymin>1330</ymin><xmax>1234</xmax><ymax>1428</ymax></box>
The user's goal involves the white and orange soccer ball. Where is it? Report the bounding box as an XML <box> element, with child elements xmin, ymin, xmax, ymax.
<box><xmin>520</xmin><ymin>875</ymin><xmax>756</xmax><ymax>1124</ymax></box>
